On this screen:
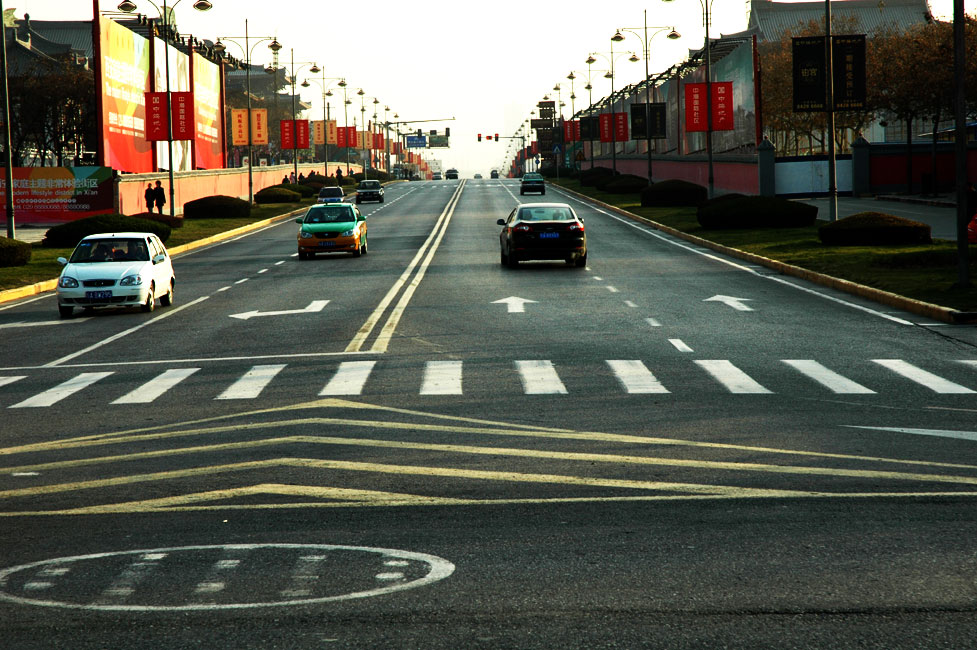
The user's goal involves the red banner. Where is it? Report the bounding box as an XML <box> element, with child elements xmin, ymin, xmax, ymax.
<box><xmin>171</xmin><ymin>91</ymin><xmax>194</xmax><ymax>140</ymax></box>
<box><xmin>280</xmin><ymin>120</ymin><xmax>294</xmax><ymax>149</ymax></box>
<box><xmin>145</xmin><ymin>92</ymin><xmax>168</xmax><ymax>141</ymax></box>
<box><xmin>613</xmin><ymin>112</ymin><xmax>629</xmax><ymax>141</ymax></box>
<box><xmin>685</xmin><ymin>82</ymin><xmax>735</xmax><ymax>132</ymax></box>
<box><xmin>685</xmin><ymin>83</ymin><xmax>707</xmax><ymax>132</ymax></box>
<box><xmin>712</xmin><ymin>81</ymin><xmax>734</xmax><ymax>131</ymax></box>
<box><xmin>599</xmin><ymin>113</ymin><xmax>629</xmax><ymax>142</ymax></box>
<box><xmin>563</xmin><ymin>120</ymin><xmax>575</xmax><ymax>143</ymax></box>
<box><xmin>295</xmin><ymin>120</ymin><xmax>310</xmax><ymax>149</ymax></box>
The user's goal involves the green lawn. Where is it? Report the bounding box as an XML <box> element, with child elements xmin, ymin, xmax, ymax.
<box><xmin>0</xmin><ymin>200</ymin><xmax>310</xmax><ymax>292</ymax></box>
<box><xmin>553</xmin><ymin>179</ymin><xmax>977</xmax><ymax>313</ymax></box>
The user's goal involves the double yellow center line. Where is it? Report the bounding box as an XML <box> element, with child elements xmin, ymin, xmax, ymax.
<box><xmin>345</xmin><ymin>181</ymin><xmax>465</xmax><ymax>353</ymax></box>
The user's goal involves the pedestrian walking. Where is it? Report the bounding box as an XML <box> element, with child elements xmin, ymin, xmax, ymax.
<box><xmin>144</xmin><ymin>183</ymin><xmax>154</xmax><ymax>212</ymax></box>
<box><xmin>152</xmin><ymin>180</ymin><xmax>166</xmax><ymax>214</ymax></box>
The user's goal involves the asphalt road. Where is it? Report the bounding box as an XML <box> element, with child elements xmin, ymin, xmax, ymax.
<box><xmin>1</xmin><ymin>179</ymin><xmax>977</xmax><ymax>648</ymax></box>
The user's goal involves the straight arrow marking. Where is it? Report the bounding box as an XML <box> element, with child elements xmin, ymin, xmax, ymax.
<box><xmin>230</xmin><ymin>300</ymin><xmax>329</xmax><ymax>321</ymax></box>
<box><xmin>844</xmin><ymin>426</ymin><xmax>977</xmax><ymax>443</ymax></box>
<box><xmin>492</xmin><ymin>297</ymin><xmax>537</xmax><ymax>314</ymax></box>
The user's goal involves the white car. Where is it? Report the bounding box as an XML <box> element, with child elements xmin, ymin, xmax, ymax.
<box><xmin>56</xmin><ymin>232</ymin><xmax>175</xmax><ymax>318</ymax></box>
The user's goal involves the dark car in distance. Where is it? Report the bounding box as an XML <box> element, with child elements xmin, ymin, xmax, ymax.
<box><xmin>520</xmin><ymin>172</ymin><xmax>545</xmax><ymax>195</ymax></box>
<box><xmin>445</xmin><ymin>168</ymin><xmax>459</xmax><ymax>179</ymax></box>
<box><xmin>355</xmin><ymin>180</ymin><xmax>384</xmax><ymax>204</ymax></box>
<box><xmin>497</xmin><ymin>202</ymin><xmax>587</xmax><ymax>268</ymax></box>
<box><xmin>490</xmin><ymin>170</ymin><xmax>500</xmax><ymax>179</ymax></box>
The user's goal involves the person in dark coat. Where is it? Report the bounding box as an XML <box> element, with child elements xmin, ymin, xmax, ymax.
<box><xmin>144</xmin><ymin>183</ymin><xmax>154</xmax><ymax>212</ymax></box>
<box><xmin>153</xmin><ymin>180</ymin><xmax>166</xmax><ymax>214</ymax></box>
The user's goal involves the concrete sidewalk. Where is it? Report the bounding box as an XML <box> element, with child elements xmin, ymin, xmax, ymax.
<box><xmin>800</xmin><ymin>194</ymin><xmax>962</xmax><ymax>241</ymax></box>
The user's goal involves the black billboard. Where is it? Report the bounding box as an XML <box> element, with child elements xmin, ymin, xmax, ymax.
<box><xmin>792</xmin><ymin>36</ymin><xmax>826</xmax><ymax>112</ymax></box>
<box><xmin>579</xmin><ymin>116</ymin><xmax>599</xmax><ymax>140</ymax></box>
<box><xmin>832</xmin><ymin>35</ymin><xmax>866</xmax><ymax>111</ymax></box>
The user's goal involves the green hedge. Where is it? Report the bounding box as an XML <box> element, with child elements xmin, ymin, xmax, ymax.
<box><xmin>130</xmin><ymin>211</ymin><xmax>183</xmax><ymax>228</ymax></box>
<box><xmin>0</xmin><ymin>236</ymin><xmax>31</xmax><ymax>267</ymax></box>
<box><xmin>254</xmin><ymin>187</ymin><xmax>301</xmax><ymax>204</ymax></box>
<box><xmin>183</xmin><ymin>195</ymin><xmax>251</xmax><ymax>219</ymax></box>
<box><xmin>41</xmin><ymin>214</ymin><xmax>171</xmax><ymax>248</ymax></box>
<box><xmin>641</xmin><ymin>179</ymin><xmax>708</xmax><ymax>207</ymax></box>
<box><xmin>697</xmin><ymin>195</ymin><xmax>818</xmax><ymax>229</ymax></box>
<box><xmin>597</xmin><ymin>173</ymin><xmax>647</xmax><ymax>193</ymax></box>
<box><xmin>818</xmin><ymin>212</ymin><xmax>932</xmax><ymax>246</ymax></box>
<box><xmin>579</xmin><ymin>166</ymin><xmax>616</xmax><ymax>187</ymax></box>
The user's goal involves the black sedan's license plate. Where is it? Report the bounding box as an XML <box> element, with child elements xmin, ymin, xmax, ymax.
<box><xmin>539</xmin><ymin>232</ymin><xmax>560</xmax><ymax>239</ymax></box>
<box><xmin>85</xmin><ymin>290</ymin><xmax>112</xmax><ymax>299</ymax></box>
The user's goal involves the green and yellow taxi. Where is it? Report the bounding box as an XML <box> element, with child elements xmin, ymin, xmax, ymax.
<box><xmin>296</xmin><ymin>203</ymin><xmax>368</xmax><ymax>259</ymax></box>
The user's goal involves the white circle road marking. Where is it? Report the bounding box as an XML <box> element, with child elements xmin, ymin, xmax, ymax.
<box><xmin>0</xmin><ymin>544</ymin><xmax>455</xmax><ymax>611</ymax></box>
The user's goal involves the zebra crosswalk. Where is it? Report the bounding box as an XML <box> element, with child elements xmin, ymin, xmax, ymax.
<box><xmin>2</xmin><ymin>359</ymin><xmax>975</xmax><ymax>408</ymax></box>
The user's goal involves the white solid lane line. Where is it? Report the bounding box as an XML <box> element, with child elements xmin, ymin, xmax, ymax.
<box><xmin>873</xmin><ymin>359</ymin><xmax>975</xmax><ymax>394</ymax></box>
<box><xmin>420</xmin><ymin>360</ymin><xmax>463</xmax><ymax>395</ymax></box>
<box><xmin>112</xmin><ymin>368</ymin><xmax>201</xmax><ymax>404</ymax></box>
<box><xmin>606</xmin><ymin>360</ymin><xmax>669</xmax><ymax>394</ymax></box>
<box><xmin>695</xmin><ymin>360</ymin><xmax>772</xmax><ymax>394</ymax></box>
<box><xmin>10</xmin><ymin>372</ymin><xmax>113</xmax><ymax>408</ymax></box>
<box><xmin>320</xmin><ymin>360</ymin><xmax>377</xmax><ymax>396</ymax></box>
<box><xmin>216</xmin><ymin>364</ymin><xmax>287</xmax><ymax>400</ymax></box>
<box><xmin>516</xmin><ymin>360</ymin><xmax>568</xmax><ymax>395</ymax></box>
<box><xmin>783</xmin><ymin>360</ymin><xmax>876</xmax><ymax>394</ymax></box>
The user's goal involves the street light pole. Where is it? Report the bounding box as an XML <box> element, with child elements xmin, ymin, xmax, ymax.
<box><xmin>1</xmin><ymin>0</ymin><xmax>16</xmax><ymax>239</ymax></box>
<box><xmin>117</xmin><ymin>0</ymin><xmax>213</xmax><ymax>217</ymax></box>
<box><xmin>213</xmin><ymin>22</ymin><xmax>280</xmax><ymax>205</ymax></box>
<box><xmin>613</xmin><ymin>15</ymin><xmax>680</xmax><ymax>184</ymax></box>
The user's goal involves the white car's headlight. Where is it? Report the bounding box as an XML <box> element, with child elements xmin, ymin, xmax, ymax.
<box><xmin>300</xmin><ymin>230</ymin><xmax>314</xmax><ymax>239</ymax></box>
<box><xmin>341</xmin><ymin>229</ymin><xmax>354</xmax><ymax>237</ymax></box>
<box><xmin>59</xmin><ymin>276</ymin><xmax>78</xmax><ymax>288</ymax></box>
<box><xmin>120</xmin><ymin>274</ymin><xmax>143</xmax><ymax>286</ymax></box>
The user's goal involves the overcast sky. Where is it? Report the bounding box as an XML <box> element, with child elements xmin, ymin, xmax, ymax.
<box><xmin>14</xmin><ymin>0</ymin><xmax>968</xmax><ymax>177</ymax></box>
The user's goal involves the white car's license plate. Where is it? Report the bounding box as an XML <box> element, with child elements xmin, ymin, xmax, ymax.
<box><xmin>86</xmin><ymin>290</ymin><xmax>112</xmax><ymax>299</ymax></box>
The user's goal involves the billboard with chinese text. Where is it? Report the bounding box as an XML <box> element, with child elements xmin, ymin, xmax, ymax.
<box><xmin>192</xmin><ymin>51</ymin><xmax>224</xmax><ymax>169</ymax></box>
<box><xmin>98</xmin><ymin>18</ymin><xmax>152</xmax><ymax>172</ymax></box>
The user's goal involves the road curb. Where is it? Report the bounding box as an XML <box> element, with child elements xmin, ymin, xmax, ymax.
<box><xmin>556</xmin><ymin>184</ymin><xmax>977</xmax><ymax>325</ymax></box>
<box><xmin>0</xmin><ymin>207</ymin><xmax>307</xmax><ymax>306</ymax></box>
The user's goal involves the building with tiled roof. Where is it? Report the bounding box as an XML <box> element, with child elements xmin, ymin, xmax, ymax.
<box><xmin>745</xmin><ymin>0</ymin><xmax>935</xmax><ymax>42</ymax></box>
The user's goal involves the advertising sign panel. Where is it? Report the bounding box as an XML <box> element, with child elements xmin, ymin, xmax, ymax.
<box><xmin>685</xmin><ymin>82</ymin><xmax>707</xmax><ymax>132</ymax></box>
<box><xmin>326</xmin><ymin>119</ymin><xmax>337</xmax><ymax>145</ymax></box>
<box><xmin>630</xmin><ymin>103</ymin><xmax>648</xmax><ymax>139</ymax></box>
<box><xmin>98</xmin><ymin>17</ymin><xmax>153</xmax><ymax>171</ymax></box>
<box><xmin>833</xmin><ymin>35</ymin><xmax>866</xmax><ymax>110</ymax></box>
<box><xmin>296</xmin><ymin>120</ymin><xmax>310</xmax><ymax>149</ymax></box>
<box><xmin>0</xmin><ymin>167</ymin><xmax>114</xmax><ymax>225</ymax></box>
<box><xmin>251</xmin><ymin>109</ymin><xmax>268</xmax><ymax>145</ymax></box>
<box><xmin>280</xmin><ymin>120</ymin><xmax>294</xmax><ymax>149</ymax></box>
<box><xmin>313</xmin><ymin>120</ymin><xmax>326</xmax><ymax>145</ymax></box>
<box><xmin>712</xmin><ymin>82</ymin><xmax>734</xmax><ymax>131</ymax></box>
<box><xmin>579</xmin><ymin>116</ymin><xmax>599</xmax><ymax>140</ymax></box>
<box><xmin>192</xmin><ymin>51</ymin><xmax>223</xmax><ymax>169</ymax></box>
<box><xmin>792</xmin><ymin>36</ymin><xmax>826</xmax><ymax>112</ymax></box>
<box><xmin>153</xmin><ymin>38</ymin><xmax>191</xmax><ymax>171</ymax></box>
<box><xmin>649</xmin><ymin>102</ymin><xmax>667</xmax><ymax>138</ymax></box>
<box><xmin>231</xmin><ymin>108</ymin><xmax>248</xmax><ymax>146</ymax></box>
<box><xmin>171</xmin><ymin>91</ymin><xmax>194</xmax><ymax>140</ymax></box>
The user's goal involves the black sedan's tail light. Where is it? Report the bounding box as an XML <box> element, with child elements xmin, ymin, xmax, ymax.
<box><xmin>514</xmin><ymin>224</ymin><xmax>533</xmax><ymax>233</ymax></box>
<box><xmin>567</xmin><ymin>222</ymin><xmax>584</xmax><ymax>232</ymax></box>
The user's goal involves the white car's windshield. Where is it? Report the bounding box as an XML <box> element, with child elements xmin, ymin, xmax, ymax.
<box><xmin>70</xmin><ymin>238</ymin><xmax>150</xmax><ymax>263</ymax></box>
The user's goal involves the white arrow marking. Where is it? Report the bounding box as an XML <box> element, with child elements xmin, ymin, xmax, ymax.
<box><xmin>844</xmin><ymin>426</ymin><xmax>977</xmax><ymax>443</ymax></box>
<box><xmin>704</xmin><ymin>295</ymin><xmax>754</xmax><ymax>311</ymax></box>
<box><xmin>0</xmin><ymin>318</ymin><xmax>92</xmax><ymax>329</ymax></box>
<box><xmin>492</xmin><ymin>296</ymin><xmax>537</xmax><ymax>314</ymax></box>
<box><xmin>229</xmin><ymin>300</ymin><xmax>329</xmax><ymax>320</ymax></box>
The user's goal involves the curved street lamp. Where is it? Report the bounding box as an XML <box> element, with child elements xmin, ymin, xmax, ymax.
<box><xmin>213</xmin><ymin>21</ymin><xmax>280</xmax><ymax>205</ymax></box>
<box><xmin>301</xmin><ymin>73</ymin><xmax>345</xmax><ymax>177</ymax></box>
<box><xmin>587</xmin><ymin>44</ymin><xmax>637</xmax><ymax>174</ymax></box>
<box><xmin>612</xmin><ymin>15</ymin><xmax>680</xmax><ymax>184</ymax></box>
<box><xmin>117</xmin><ymin>0</ymin><xmax>213</xmax><ymax>219</ymax></box>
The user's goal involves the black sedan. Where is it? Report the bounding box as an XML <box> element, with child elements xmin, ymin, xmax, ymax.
<box><xmin>520</xmin><ymin>172</ymin><xmax>545</xmax><ymax>195</ymax></box>
<box><xmin>497</xmin><ymin>203</ymin><xmax>587</xmax><ymax>268</ymax></box>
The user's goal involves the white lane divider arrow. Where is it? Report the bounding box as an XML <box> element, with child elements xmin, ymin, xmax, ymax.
<box><xmin>229</xmin><ymin>300</ymin><xmax>329</xmax><ymax>320</ymax></box>
<box><xmin>492</xmin><ymin>296</ymin><xmax>537</xmax><ymax>313</ymax></box>
<box><xmin>703</xmin><ymin>295</ymin><xmax>754</xmax><ymax>311</ymax></box>
<box><xmin>844</xmin><ymin>426</ymin><xmax>977</xmax><ymax>442</ymax></box>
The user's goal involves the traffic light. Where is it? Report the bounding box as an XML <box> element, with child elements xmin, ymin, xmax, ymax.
<box><xmin>478</xmin><ymin>134</ymin><xmax>482</xmax><ymax>142</ymax></box>
<box><xmin>495</xmin><ymin>134</ymin><xmax>499</xmax><ymax>141</ymax></box>
<box><xmin>445</xmin><ymin>127</ymin><xmax>450</xmax><ymax>137</ymax></box>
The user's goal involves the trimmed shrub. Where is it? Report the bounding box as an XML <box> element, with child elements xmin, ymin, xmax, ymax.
<box><xmin>597</xmin><ymin>173</ymin><xmax>648</xmax><ymax>193</ymax></box>
<box><xmin>641</xmin><ymin>179</ymin><xmax>708</xmax><ymax>207</ymax></box>
<box><xmin>279</xmin><ymin>182</ymin><xmax>314</xmax><ymax>197</ymax></box>
<box><xmin>697</xmin><ymin>195</ymin><xmax>818</xmax><ymax>229</ymax></box>
<box><xmin>579</xmin><ymin>166</ymin><xmax>616</xmax><ymax>187</ymax></box>
<box><xmin>131</xmin><ymin>211</ymin><xmax>183</xmax><ymax>228</ymax></box>
<box><xmin>254</xmin><ymin>186</ymin><xmax>301</xmax><ymax>204</ymax></box>
<box><xmin>183</xmin><ymin>195</ymin><xmax>250</xmax><ymax>220</ymax></box>
<box><xmin>306</xmin><ymin>173</ymin><xmax>329</xmax><ymax>184</ymax></box>
<box><xmin>818</xmin><ymin>212</ymin><xmax>932</xmax><ymax>246</ymax></box>
<box><xmin>0</xmin><ymin>236</ymin><xmax>31</xmax><ymax>267</ymax></box>
<box><xmin>41</xmin><ymin>214</ymin><xmax>171</xmax><ymax>248</ymax></box>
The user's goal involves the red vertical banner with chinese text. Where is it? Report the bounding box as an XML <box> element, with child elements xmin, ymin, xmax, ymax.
<box><xmin>295</xmin><ymin>120</ymin><xmax>310</xmax><ymax>149</ymax></box>
<box><xmin>231</xmin><ymin>109</ymin><xmax>248</xmax><ymax>146</ymax></box>
<box><xmin>711</xmin><ymin>82</ymin><xmax>734</xmax><ymax>131</ymax></box>
<box><xmin>613</xmin><ymin>112</ymin><xmax>629</xmax><ymax>141</ymax></box>
<box><xmin>170</xmin><ymin>91</ymin><xmax>194</xmax><ymax>140</ymax></box>
<box><xmin>599</xmin><ymin>113</ymin><xmax>613</xmax><ymax>142</ymax></box>
<box><xmin>145</xmin><ymin>92</ymin><xmax>168</xmax><ymax>141</ymax></box>
<box><xmin>280</xmin><ymin>120</ymin><xmax>294</xmax><ymax>149</ymax></box>
<box><xmin>685</xmin><ymin>83</ymin><xmax>707</xmax><ymax>132</ymax></box>
<box><xmin>313</xmin><ymin>121</ymin><xmax>325</xmax><ymax>145</ymax></box>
